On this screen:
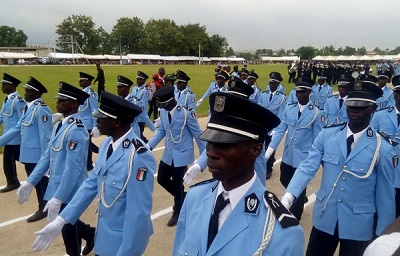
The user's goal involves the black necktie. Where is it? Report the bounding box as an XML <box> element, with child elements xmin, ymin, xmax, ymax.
<box><xmin>168</xmin><ymin>112</ymin><xmax>172</xmax><ymax>123</ymax></box>
<box><xmin>397</xmin><ymin>114</ymin><xmax>400</xmax><ymax>127</ymax></box>
<box><xmin>24</xmin><ymin>105</ymin><xmax>28</xmax><ymax>113</ymax></box>
<box><xmin>298</xmin><ymin>109</ymin><xmax>301</xmax><ymax>119</ymax></box>
<box><xmin>339</xmin><ymin>98</ymin><xmax>344</xmax><ymax>109</ymax></box>
<box><xmin>347</xmin><ymin>135</ymin><xmax>354</xmax><ymax>157</ymax></box>
<box><xmin>55</xmin><ymin>121</ymin><xmax>62</xmax><ymax>135</ymax></box>
<box><xmin>319</xmin><ymin>86</ymin><xmax>322</xmax><ymax>92</ymax></box>
<box><xmin>106</xmin><ymin>144</ymin><xmax>113</xmax><ymax>160</ymax></box>
<box><xmin>207</xmin><ymin>193</ymin><xmax>230</xmax><ymax>250</ymax></box>
<box><xmin>269</xmin><ymin>93</ymin><xmax>273</xmax><ymax>101</ymax></box>
<box><xmin>4</xmin><ymin>96</ymin><xmax>7</xmax><ymax>103</ymax></box>
<box><xmin>178</xmin><ymin>92</ymin><xmax>181</xmax><ymax>98</ymax></box>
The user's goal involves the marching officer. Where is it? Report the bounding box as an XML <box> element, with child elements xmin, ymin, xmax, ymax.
<box><xmin>266</xmin><ymin>72</ymin><xmax>285</xmax><ymax>94</ymax></box>
<box><xmin>197</xmin><ymin>70</ymin><xmax>229</xmax><ymax>108</ymax></box>
<box><xmin>0</xmin><ymin>73</ymin><xmax>26</xmax><ymax>193</ymax></box>
<box><xmin>259</xmin><ymin>72</ymin><xmax>286</xmax><ymax>180</ymax></box>
<box><xmin>247</xmin><ymin>70</ymin><xmax>261</xmax><ymax>103</ymax></box>
<box><xmin>376</xmin><ymin>70</ymin><xmax>394</xmax><ymax>110</ymax></box>
<box><xmin>78</xmin><ymin>72</ymin><xmax>99</xmax><ymax>171</ymax></box>
<box><xmin>174</xmin><ymin>70</ymin><xmax>196</xmax><ymax>111</ymax></box>
<box><xmin>0</xmin><ymin>77</ymin><xmax>51</xmax><ymax>222</ymax></box>
<box><xmin>148</xmin><ymin>86</ymin><xmax>206</xmax><ymax>227</ymax></box>
<box><xmin>371</xmin><ymin>74</ymin><xmax>400</xmax><ymax>217</ymax></box>
<box><xmin>115</xmin><ymin>75</ymin><xmax>155</xmax><ymax>136</ymax></box>
<box><xmin>265</xmin><ymin>76</ymin><xmax>322</xmax><ymax>221</ymax></box>
<box><xmin>31</xmin><ymin>92</ymin><xmax>156</xmax><ymax>256</ymax></box>
<box><xmin>173</xmin><ymin>90</ymin><xmax>304</xmax><ymax>256</ymax></box>
<box><xmin>131</xmin><ymin>71</ymin><xmax>150</xmax><ymax>142</ymax></box>
<box><xmin>17</xmin><ymin>82</ymin><xmax>95</xmax><ymax>256</ymax></box>
<box><xmin>311</xmin><ymin>73</ymin><xmax>333</xmax><ymax>110</ymax></box>
<box><xmin>321</xmin><ymin>74</ymin><xmax>352</xmax><ymax>126</ymax></box>
<box><xmin>282</xmin><ymin>80</ymin><xmax>397</xmax><ymax>256</ymax></box>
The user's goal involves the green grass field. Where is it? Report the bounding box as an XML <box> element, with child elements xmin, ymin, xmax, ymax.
<box><xmin>0</xmin><ymin>64</ymin><xmax>295</xmax><ymax>117</ymax></box>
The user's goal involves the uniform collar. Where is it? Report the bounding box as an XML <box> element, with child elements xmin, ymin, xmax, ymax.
<box><xmin>216</xmin><ymin>172</ymin><xmax>256</xmax><ymax>211</ymax></box>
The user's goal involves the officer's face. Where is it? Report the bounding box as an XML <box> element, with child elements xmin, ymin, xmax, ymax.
<box><xmin>137</xmin><ymin>78</ymin><xmax>145</xmax><ymax>86</ymax></box>
<box><xmin>346</xmin><ymin>106</ymin><xmax>376</xmax><ymax>127</ymax></box>
<box><xmin>269</xmin><ymin>81</ymin><xmax>279</xmax><ymax>92</ymax></box>
<box><xmin>2</xmin><ymin>83</ymin><xmax>15</xmax><ymax>94</ymax></box>
<box><xmin>295</xmin><ymin>89</ymin><xmax>311</xmax><ymax>105</ymax></box>
<box><xmin>24</xmin><ymin>88</ymin><xmax>41</xmax><ymax>102</ymax></box>
<box><xmin>337</xmin><ymin>86</ymin><xmax>348</xmax><ymax>98</ymax></box>
<box><xmin>394</xmin><ymin>90</ymin><xmax>400</xmax><ymax>104</ymax></box>
<box><xmin>96</xmin><ymin>117</ymin><xmax>117</xmax><ymax>136</ymax></box>
<box><xmin>378</xmin><ymin>78</ymin><xmax>387</xmax><ymax>88</ymax></box>
<box><xmin>176</xmin><ymin>81</ymin><xmax>187</xmax><ymax>91</ymax></box>
<box><xmin>318</xmin><ymin>79</ymin><xmax>325</xmax><ymax>85</ymax></box>
<box><xmin>56</xmin><ymin>99</ymin><xmax>77</xmax><ymax>114</ymax></box>
<box><xmin>216</xmin><ymin>77</ymin><xmax>225</xmax><ymax>87</ymax></box>
<box><xmin>206</xmin><ymin>140</ymin><xmax>262</xmax><ymax>190</ymax></box>
<box><xmin>247</xmin><ymin>78</ymin><xmax>256</xmax><ymax>86</ymax></box>
<box><xmin>78</xmin><ymin>79</ymin><xmax>90</xmax><ymax>88</ymax></box>
<box><xmin>117</xmin><ymin>86</ymin><xmax>130</xmax><ymax>98</ymax></box>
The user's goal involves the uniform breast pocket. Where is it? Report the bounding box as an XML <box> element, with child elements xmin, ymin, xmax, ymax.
<box><xmin>180</xmin><ymin>239</ymin><xmax>199</xmax><ymax>256</ymax></box>
<box><xmin>286</xmin><ymin>118</ymin><xmax>296</xmax><ymax>126</ymax></box>
<box><xmin>322</xmin><ymin>152</ymin><xmax>340</xmax><ymax>164</ymax></box>
<box><xmin>352</xmin><ymin>203</ymin><xmax>376</xmax><ymax>214</ymax></box>
<box><xmin>104</xmin><ymin>177</ymin><xmax>125</xmax><ymax>198</ymax></box>
<box><xmin>349</xmin><ymin>161</ymin><xmax>370</xmax><ymax>175</ymax></box>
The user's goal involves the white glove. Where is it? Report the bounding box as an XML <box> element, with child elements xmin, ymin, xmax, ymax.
<box><xmin>43</xmin><ymin>198</ymin><xmax>63</xmax><ymax>222</ymax></box>
<box><xmin>264</xmin><ymin>147</ymin><xmax>274</xmax><ymax>161</ymax></box>
<box><xmin>16</xmin><ymin>182</ymin><xmax>34</xmax><ymax>204</ymax></box>
<box><xmin>32</xmin><ymin>216</ymin><xmax>67</xmax><ymax>252</ymax></box>
<box><xmin>154</xmin><ymin>118</ymin><xmax>161</xmax><ymax>128</ymax></box>
<box><xmin>183</xmin><ymin>163</ymin><xmax>201</xmax><ymax>185</ymax></box>
<box><xmin>281</xmin><ymin>192</ymin><xmax>295</xmax><ymax>210</ymax></box>
<box><xmin>196</xmin><ymin>99</ymin><xmax>203</xmax><ymax>107</ymax></box>
<box><xmin>91</xmin><ymin>127</ymin><xmax>100</xmax><ymax>138</ymax></box>
<box><xmin>51</xmin><ymin>113</ymin><xmax>63</xmax><ymax>124</ymax></box>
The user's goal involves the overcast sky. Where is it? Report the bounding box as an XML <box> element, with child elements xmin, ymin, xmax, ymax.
<box><xmin>2</xmin><ymin>0</ymin><xmax>399</xmax><ymax>52</ymax></box>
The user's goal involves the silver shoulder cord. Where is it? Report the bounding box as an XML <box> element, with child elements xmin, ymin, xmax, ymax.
<box><xmin>3</xmin><ymin>97</ymin><xmax>17</xmax><ymax>117</ymax></box>
<box><xmin>50</xmin><ymin>121</ymin><xmax>77</xmax><ymax>152</ymax></box>
<box><xmin>253</xmin><ymin>205</ymin><xmax>276</xmax><ymax>256</ymax></box>
<box><xmin>288</xmin><ymin>107</ymin><xmax>319</xmax><ymax>142</ymax></box>
<box><xmin>21</xmin><ymin>103</ymin><xmax>41</xmax><ymax>126</ymax></box>
<box><xmin>100</xmin><ymin>143</ymin><xmax>136</xmax><ymax>208</ymax></box>
<box><xmin>79</xmin><ymin>99</ymin><xmax>89</xmax><ymax>111</ymax></box>
<box><xmin>321</xmin><ymin>134</ymin><xmax>381</xmax><ymax>214</ymax></box>
<box><xmin>169</xmin><ymin>108</ymin><xmax>187</xmax><ymax>144</ymax></box>
<box><xmin>267</xmin><ymin>94</ymin><xmax>285</xmax><ymax>111</ymax></box>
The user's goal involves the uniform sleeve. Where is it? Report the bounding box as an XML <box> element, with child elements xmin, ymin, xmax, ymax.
<box><xmin>195</xmin><ymin>150</ymin><xmax>208</xmax><ymax>171</ymax></box>
<box><xmin>269</xmin><ymin>108</ymin><xmax>289</xmax><ymax>150</ymax></box>
<box><xmin>287</xmin><ymin>129</ymin><xmax>325</xmax><ymax>198</ymax></box>
<box><xmin>186</xmin><ymin>110</ymin><xmax>206</xmax><ymax>154</ymax></box>
<box><xmin>27</xmin><ymin>143</ymin><xmax>51</xmax><ymax>186</ymax></box>
<box><xmin>37</xmin><ymin>106</ymin><xmax>52</xmax><ymax>157</ymax></box>
<box><xmin>60</xmin><ymin>170</ymin><xmax>98</xmax><ymax>224</ymax></box>
<box><xmin>148</xmin><ymin>115</ymin><xmax>166</xmax><ymax>149</ymax></box>
<box><xmin>370</xmin><ymin>113</ymin><xmax>380</xmax><ymax>131</ymax></box>
<box><xmin>53</xmin><ymin>127</ymin><xmax>89</xmax><ymax>203</ymax></box>
<box><xmin>200</xmin><ymin>83</ymin><xmax>213</xmax><ymax>100</ymax></box>
<box><xmin>116</xmin><ymin>150</ymin><xmax>156</xmax><ymax>256</ymax></box>
<box><xmin>88</xmin><ymin>93</ymin><xmax>99</xmax><ymax>130</ymax></box>
<box><xmin>0</xmin><ymin>119</ymin><xmax>21</xmax><ymax>146</ymax></box>
<box><xmin>140</xmin><ymin>110</ymin><xmax>156</xmax><ymax>131</ymax></box>
<box><xmin>172</xmin><ymin>189</ymin><xmax>189</xmax><ymax>256</ymax></box>
<box><xmin>15</xmin><ymin>99</ymin><xmax>26</xmax><ymax>120</ymax></box>
<box><xmin>375</xmin><ymin>145</ymin><xmax>397</xmax><ymax>235</ymax></box>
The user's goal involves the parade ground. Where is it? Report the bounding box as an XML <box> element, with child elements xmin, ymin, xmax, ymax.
<box><xmin>0</xmin><ymin>116</ymin><xmax>326</xmax><ymax>256</ymax></box>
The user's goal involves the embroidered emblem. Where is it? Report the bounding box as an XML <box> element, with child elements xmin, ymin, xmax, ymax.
<box><xmin>122</xmin><ymin>139</ymin><xmax>130</xmax><ymax>148</ymax></box>
<box><xmin>214</xmin><ymin>96</ymin><xmax>226</xmax><ymax>112</ymax></box>
<box><xmin>68</xmin><ymin>141</ymin><xmax>78</xmax><ymax>150</ymax></box>
<box><xmin>393</xmin><ymin>156</ymin><xmax>399</xmax><ymax>168</ymax></box>
<box><xmin>136</xmin><ymin>167</ymin><xmax>148</xmax><ymax>181</ymax></box>
<box><xmin>42</xmin><ymin>115</ymin><xmax>48</xmax><ymax>122</ymax></box>
<box><xmin>191</xmin><ymin>111</ymin><xmax>196</xmax><ymax>119</ymax></box>
<box><xmin>68</xmin><ymin>117</ymin><xmax>74</xmax><ymax>124</ymax></box>
<box><xmin>244</xmin><ymin>193</ymin><xmax>259</xmax><ymax>214</ymax></box>
<box><xmin>367</xmin><ymin>128</ymin><xmax>373</xmax><ymax>137</ymax></box>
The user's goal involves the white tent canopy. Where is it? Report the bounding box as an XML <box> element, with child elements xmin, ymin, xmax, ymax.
<box><xmin>47</xmin><ymin>53</ymin><xmax>81</xmax><ymax>59</ymax></box>
<box><xmin>261</xmin><ymin>56</ymin><xmax>300</xmax><ymax>62</ymax></box>
<box><xmin>312</xmin><ymin>54</ymin><xmax>398</xmax><ymax>61</ymax></box>
<box><xmin>127</xmin><ymin>54</ymin><xmax>162</xmax><ymax>60</ymax></box>
<box><xmin>0</xmin><ymin>52</ymin><xmax>37</xmax><ymax>59</ymax></box>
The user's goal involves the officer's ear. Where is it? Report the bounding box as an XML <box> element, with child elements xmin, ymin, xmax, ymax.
<box><xmin>248</xmin><ymin>141</ymin><xmax>263</xmax><ymax>160</ymax></box>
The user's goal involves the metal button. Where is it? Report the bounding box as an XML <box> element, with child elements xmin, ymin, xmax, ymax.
<box><xmin>99</xmin><ymin>213</ymin><xmax>102</xmax><ymax>217</ymax></box>
<box><xmin>112</xmin><ymin>182</ymin><xmax>115</xmax><ymax>185</ymax></box>
<box><xmin>338</xmin><ymin>199</ymin><xmax>342</xmax><ymax>203</ymax></box>
<box><xmin>342</xmin><ymin>177</ymin><xmax>346</xmax><ymax>181</ymax></box>
<box><xmin>340</xmin><ymin>188</ymin><xmax>344</xmax><ymax>192</ymax></box>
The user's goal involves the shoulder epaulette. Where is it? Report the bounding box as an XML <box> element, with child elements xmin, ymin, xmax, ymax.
<box><xmin>17</xmin><ymin>96</ymin><xmax>24</xmax><ymax>101</ymax></box>
<box><xmin>287</xmin><ymin>102</ymin><xmax>298</xmax><ymax>106</ymax></box>
<box><xmin>377</xmin><ymin>106</ymin><xmax>393</xmax><ymax>112</ymax></box>
<box><xmin>75</xmin><ymin>118</ymin><xmax>84</xmax><ymax>127</ymax></box>
<box><xmin>377</xmin><ymin>130</ymin><xmax>399</xmax><ymax>146</ymax></box>
<box><xmin>324</xmin><ymin>122</ymin><xmax>347</xmax><ymax>129</ymax></box>
<box><xmin>189</xmin><ymin>178</ymin><xmax>217</xmax><ymax>188</ymax></box>
<box><xmin>90</xmin><ymin>88</ymin><xmax>95</xmax><ymax>92</ymax></box>
<box><xmin>263</xmin><ymin>190</ymin><xmax>299</xmax><ymax>228</ymax></box>
<box><xmin>132</xmin><ymin>139</ymin><xmax>148</xmax><ymax>154</ymax></box>
<box><xmin>40</xmin><ymin>101</ymin><xmax>47</xmax><ymax>106</ymax></box>
<box><xmin>188</xmin><ymin>90</ymin><xmax>193</xmax><ymax>94</ymax></box>
<box><xmin>328</xmin><ymin>94</ymin><xmax>338</xmax><ymax>98</ymax></box>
